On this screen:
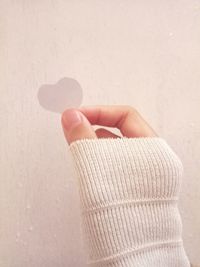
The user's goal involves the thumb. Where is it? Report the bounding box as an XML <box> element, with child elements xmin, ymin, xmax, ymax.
<box><xmin>61</xmin><ymin>108</ymin><xmax>97</xmax><ymax>145</ymax></box>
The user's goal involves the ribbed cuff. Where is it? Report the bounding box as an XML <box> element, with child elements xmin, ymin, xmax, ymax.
<box><xmin>69</xmin><ymin>137</ymin><xmax>190</xmax><ymax>267</ymax></box>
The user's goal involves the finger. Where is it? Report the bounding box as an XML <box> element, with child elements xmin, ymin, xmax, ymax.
<box><xmin>95</xmin><ymin>128</ymin><xmax>121</xmax><ymax>138</ymax></box>
<box><xmin>78</xmin><ymin>105</ymin><xmax>158</xmax><ymax>138</ymax></box>
<box><xmin>61</xmin><ymin>108</ymin><xmax>97</xmax><ymax>145</ymax></box>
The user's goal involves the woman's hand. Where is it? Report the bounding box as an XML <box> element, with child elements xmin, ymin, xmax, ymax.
<box><xmin>61</xmin><ymin>105</ymin><xmax>158</xmax><ymax>145</ymax></box>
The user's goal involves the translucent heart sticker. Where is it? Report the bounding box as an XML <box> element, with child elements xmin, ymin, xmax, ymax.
<box><xmin>37</xmin><ymin>77</ymin><xmax>83</xmax><ymax>113</ymax></box>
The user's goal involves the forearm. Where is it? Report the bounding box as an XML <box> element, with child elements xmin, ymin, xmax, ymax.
<box><xmin>69</xmin><ymin>137</ymin><xmax>190</xmax><ymax>267</ymax></box>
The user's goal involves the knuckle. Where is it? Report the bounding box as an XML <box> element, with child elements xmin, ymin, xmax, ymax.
<box><xmin>124</xmin><ymin>105</ymin><xmax>138</xmax><ymax>115</ymax></box>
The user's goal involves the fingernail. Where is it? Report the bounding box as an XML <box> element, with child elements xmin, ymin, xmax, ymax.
<box><xmin>62</xmin><ymin>109</ymin><xmax>83</xmax><ymax>132</ymax></box>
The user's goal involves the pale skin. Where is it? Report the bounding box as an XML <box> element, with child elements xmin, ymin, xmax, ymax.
<box><xmin>61</xmin><ymin>105</ymin><xmax>158</xmax><ymax>145</ymax></box>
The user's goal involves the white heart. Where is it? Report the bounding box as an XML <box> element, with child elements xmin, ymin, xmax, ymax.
<box><xmin>37</xmin><ymin>77</ymin><xmax>83</xmax><ymax>113</ymax></box>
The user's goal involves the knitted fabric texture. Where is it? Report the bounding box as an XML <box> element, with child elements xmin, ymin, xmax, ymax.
<box><xmin>69</xmin><ymin>137</ymin><xmax>190</xmax><ymax>267</ymax></box>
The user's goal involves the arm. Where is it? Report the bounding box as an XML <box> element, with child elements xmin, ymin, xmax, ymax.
<box><xmin>61</xmin><ymin>105</ymin><xmax>191</xmax><ymax>267</ymax></box>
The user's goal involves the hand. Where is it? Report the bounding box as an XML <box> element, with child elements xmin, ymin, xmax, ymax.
<box><xmin>61</xmin><ymin>105</ymin><xmax>158</xmax><ymax>145</ymax></box>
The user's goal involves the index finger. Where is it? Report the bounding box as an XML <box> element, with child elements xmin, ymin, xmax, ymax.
<box><xmin>78</xmin><ymin>105</ymin><xmax>158</xmax><ymax>138</ymax></box>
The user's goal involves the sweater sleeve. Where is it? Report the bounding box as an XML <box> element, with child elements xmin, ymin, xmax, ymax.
<box><xmin>68</xmin><ymin>137</ymin><xmax>191</xmax><ymax>267</ymax></box>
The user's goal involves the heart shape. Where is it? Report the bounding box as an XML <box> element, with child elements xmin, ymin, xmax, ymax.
<box><xmin>37</xmin><ymin>77</ymin><xmax>83</xmax><ymax>113</ymax></box>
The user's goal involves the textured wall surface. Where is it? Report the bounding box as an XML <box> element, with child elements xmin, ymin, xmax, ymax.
<box><xmin>0</xmin><ymin>1</ymin><xmax>200</xmax><ymax>266</ymax></box>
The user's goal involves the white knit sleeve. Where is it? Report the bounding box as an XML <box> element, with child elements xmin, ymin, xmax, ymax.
<box><xmin>69</xmin><ymin>137</ymin><xmax>190</xmax><ymax>267</ymax></box>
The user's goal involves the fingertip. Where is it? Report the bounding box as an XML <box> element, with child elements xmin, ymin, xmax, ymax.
<box><xmin>61</xmin><ymin>108</ymin><xmax>97</xmax><ymax>145</ymax></box>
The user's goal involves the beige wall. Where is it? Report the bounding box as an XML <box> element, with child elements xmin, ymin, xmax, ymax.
<box><xmin>1</xmin><ymin>1</ymin><xmax>200</xmax><ymax>266</ymax></box>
